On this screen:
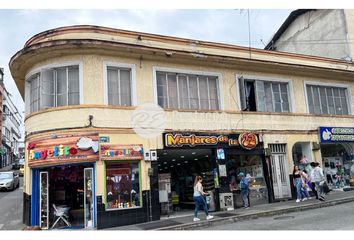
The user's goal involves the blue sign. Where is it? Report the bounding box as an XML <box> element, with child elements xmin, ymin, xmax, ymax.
<box><xmin>216</xmin><ymin>148</ymin><xmax>225</xmax><ymax>160</ymax></box>
<box><xmin>319</xmin><ymin>127</ymin><xmax>354</xmax><ymax>143</ymax></box>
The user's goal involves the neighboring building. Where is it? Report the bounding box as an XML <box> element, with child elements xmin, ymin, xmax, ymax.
<box><xmin>265</xmin><ymin>9</ymin><xmax>354</xmax><ymax>61</ymax></box>
<box><xmin>0</xmin><ymin>68</ymin><xmax>4</xmax><ymax>168</ymax></box>
<box><xmin>2</xmin><ymin>87</ymin><xmax>22</xmax><ymax>167</ymax></box>
<box><xmin>10</xmin><ymin>25</ymin><xmax>354</xmax><ymax>229</ymax></box>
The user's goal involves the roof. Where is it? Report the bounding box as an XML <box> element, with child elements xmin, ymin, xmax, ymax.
<box><xmin>265</xmin><ymin>9</ymin><xmax>314</xmax><ymax>50</ymax></box>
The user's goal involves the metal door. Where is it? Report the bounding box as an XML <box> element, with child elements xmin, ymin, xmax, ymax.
<box><xmin>269</xmin><ymin>144</ymin><xmax>291</xmax><ymax>199</ymax></box>
<box><xmin>84</xmin><ymin>168</ymin><xmax>93</xmax><ymax>228</ymax></box>
<box><xmin>39</xmin><ymin>171</ymin><xmax>49</xmax><ymax>229</ymax></box>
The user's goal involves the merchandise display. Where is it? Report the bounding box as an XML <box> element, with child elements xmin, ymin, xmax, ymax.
<box><xmin>106</xmin><ymin>162</ymin><xmax>141</xmax><ymax>209</ymax></box>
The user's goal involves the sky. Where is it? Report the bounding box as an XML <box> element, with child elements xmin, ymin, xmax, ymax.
<box><xmin>0</xmin><ymin>9</ymin><xmax>293</xmax><ymax>117</ymax></box>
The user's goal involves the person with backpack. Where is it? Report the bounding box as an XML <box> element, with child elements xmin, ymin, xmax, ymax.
<box><xmin>238</xmin><ymin>172</ymin><xmax>250</xmax><ymax>209</ymax></box>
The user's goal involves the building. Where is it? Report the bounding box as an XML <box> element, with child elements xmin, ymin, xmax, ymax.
<box><xmin>0</xmin><ymin>68</ymin><xmax>4</xmax><ymax>168</ymax></box>
<box><xmin>266</xmin><ymin>9</ymin><xmax>354</xmax><ymax>191</ymax></box>
<box><xmin>0</xmin><ymin>68</ymin><xmax>22</xmax><ymax>169</ymax></box>
<box><xmin>265</xmin><ymin>9</ymin><xmax>354</xmax><ymax>61</ymax></box>
<box><xmin>10</xmin><ymin>25</ymin><xmax>354</xmax><ymax>229</ymax></box>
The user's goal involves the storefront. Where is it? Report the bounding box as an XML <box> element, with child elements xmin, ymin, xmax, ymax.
<box><xmin>319</xmin><ymin>127</ymin><xmax>354</xmax><ymax>189</ymax></box>
<box><xmin>29</xmin><ymin>132</ymin><xmax>99</xmax><ymax>229</ymax></box>
<box><xmin>157</xmin><ymin>131</ymin><xmax>273</xmax><ymax>215</ymax></box>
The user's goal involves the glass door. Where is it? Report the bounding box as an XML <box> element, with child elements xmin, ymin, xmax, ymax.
<box><xmin>84</xmin><ymin>168</ymin><xmax>93</xmax><ymax>228</ymax></box>
<box><xmin>39</xmin><ymin>171</ymin><xmax>49</xmax><ymax>229</ymax></box>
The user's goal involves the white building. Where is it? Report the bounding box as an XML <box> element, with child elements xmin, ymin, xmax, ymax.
<box><xmin>2</xmin><ymin>87</ymin><xmax>22</xmax><ymax>167</ymax></box>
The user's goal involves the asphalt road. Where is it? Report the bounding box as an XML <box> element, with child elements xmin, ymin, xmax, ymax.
<box><xmin>206</xmin><ymin>201</ymin><xmax>354</xmax><ymax>230</ymax></box>
<box><xmin>0</xmin><ymin>176</ymin><xmax>25</xmax><ymax>230</ymax></box>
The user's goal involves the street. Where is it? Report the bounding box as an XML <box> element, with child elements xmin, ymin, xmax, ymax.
<box><xmin>205</xmin><ymin>201</ymin><xmax>354</xmax><ymax>230</ymax></box>
<box><xmin>0</xmin><ymin>176</ymin><xmax>25</xmax><ymax>230</ymax></box>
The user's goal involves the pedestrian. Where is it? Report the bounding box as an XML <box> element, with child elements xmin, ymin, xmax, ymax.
<box><xmin>300</xmin><ymin>170</ymin><xmax>311</xmax><ymax>200</ymax></box>
<box><xmin>238</xmin><ymin>172</ymin><xmax>250</xmax><ymax>208</ymax></box>
<box><xmin>193</xmin><ymin>176</ymin><xmax>214</xmax><ymax>222</ymax></box>
<box><xmin>303</xmin><ymin>169</ymin><xmax>318</xmax><ymax>199</ymax></box>
<box><xmin>310</xmin><ymin>162</ymin><xmax>326</xmax><ymax>201</ymax></box>
<box><xmin>293</xmin><ymin>165</ymin><xmax>305</xmax><ymax>202</ymax></box>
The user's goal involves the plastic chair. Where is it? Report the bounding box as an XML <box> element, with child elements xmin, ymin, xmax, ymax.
<box><xmin>51</xmin><ymin>204</ymin><xmax>71</xmax><ymax>229</ymax></box>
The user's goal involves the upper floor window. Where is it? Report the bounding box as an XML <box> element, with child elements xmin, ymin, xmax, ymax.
<box><xmin>106</xmin><ymin>66</ymin><xmax>132</xmax><ymax>106</ymax></box>
<box><xmin>239</xmin><ymin>77</ymin><xmax>291</xmax><ymax>112</ymax></box>
<box><xmin>28</xmin><ymin>65</ymin><xmax>80</xmax><ymax>113</ymax></box>
<box><xmin>306</xmin><ymin>84</ymin><xmax>349</xmax><ymax>115</ymax></box>
<box><xmin>156</xmin><ymin>71</ymin><xmax>220</xmax><ymax>110</ymax></box>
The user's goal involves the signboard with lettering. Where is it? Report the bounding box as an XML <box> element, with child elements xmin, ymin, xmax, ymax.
<box><xmin>163</xmin><ymin>132</ymin><xmax>259</xmax><ymax>150</ymax></box>
<box><xmin>100</xmin><ymin>144</ymin><xmax>144</xmax><ymax>161</ymax></box>
<box><xmin>27</xmin><ymin>132</ymin><xmax>99</xmax><ymax>168</ymax></box>
<box><xmin>319</xmin><ymin>127</ymin><xmax>354</xmax><ymax>143</ymax></box>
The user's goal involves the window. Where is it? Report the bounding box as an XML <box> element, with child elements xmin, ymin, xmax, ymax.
<box><xmin>156</xmin><ymin>71</ymin><xmax>220</xmax><ymax>110</ymax></box>
<box><xmin>106</xmin><ymin>162</ymin><xmax>141</xmax><ymax>209</ymax></box>
<box><xmin>239</xmin><ymin>77</ymin><xmax>290</xmax><ymax>113</ymax></box>
<box><xmin>107</xmin><ymin>66</ymin><xmax>132</xmax><ymax>106</ymax></box>
<box><xmin>306</xmin><ymin>84</ymin><xmax>349</xmax><ymax>115</ymax></box>
<box><xmin>27</xmin><ymin>65</ymin><xmax>80</xmax><ymax>113</ymax></box>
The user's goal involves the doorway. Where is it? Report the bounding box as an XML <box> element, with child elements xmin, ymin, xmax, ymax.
<box><xmin>38</xmin><ymin>164</ymin><xmax>94</xmax><ymax>229</ymax></box>
<box><xmin>269</xmin><ymin>144</ymin><xmax>291</xmax><ymax>199</ymax></box>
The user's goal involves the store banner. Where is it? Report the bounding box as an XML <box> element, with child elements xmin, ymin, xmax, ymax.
<box><xmin>163</xmin><ymin>132</ymin><xmax>259</xmax><ymax>150</ymax></box>
<box><xmin>100</xmin><ymin>144</ymin><xmax>144</xmax><ymax>161</ymax></box>
<box><xmin>27</xmin><ymin>132</ymin><xmax>99</xmax><ymax>168</ymax></box>
<box><xmin>319</xmin><ymin>127</ymin><xmax>354</xmax><ymax>143</ymax></box>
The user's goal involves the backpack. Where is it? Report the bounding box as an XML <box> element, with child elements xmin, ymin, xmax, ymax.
<box><xmin>240</xmin><ymin>178</ymin><xmax>248</xmax><ymax>190</ymax></box>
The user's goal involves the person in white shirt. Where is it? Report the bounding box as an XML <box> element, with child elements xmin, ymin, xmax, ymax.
<box><xmin>310</xmin><ymin>162</ymin><xmax>326</xmax><ymax>201</ymax></box>
<box><xmin>193</xmin><ymin>176</ymin><xmax>214</xmax><ymax>222</ymax></box>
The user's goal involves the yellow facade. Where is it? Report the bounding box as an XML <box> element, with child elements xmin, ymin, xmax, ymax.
<box><xmin>9</xmin><ymin>26</ymin><xmax>354</xmax><ymax>227</ymax></box>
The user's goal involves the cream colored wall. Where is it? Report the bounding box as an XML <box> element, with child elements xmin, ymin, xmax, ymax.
<box><xmin>345</xmin><ymin>9</ymin><xmax>354</xmax><ymax>60</ymax></box>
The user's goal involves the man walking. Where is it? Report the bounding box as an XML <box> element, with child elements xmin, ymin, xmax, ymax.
<box><xmin>310</xmin><ymin>162</ymin><xmax>326</xmax><ymax>201</ymax></box>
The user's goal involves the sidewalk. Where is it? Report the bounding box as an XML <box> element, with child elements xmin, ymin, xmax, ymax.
<box><xmin>107</xmin><ymin>189</ymin><xmax>354</xmax><ymax>230</ymax></box>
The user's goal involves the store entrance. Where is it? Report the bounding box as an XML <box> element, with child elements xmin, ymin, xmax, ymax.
<box><xmin>38</xmin><ymin>164</ymin><xmax>94</xmax><ymax>229</ymax></box>
<box><xmin>157</xmin><ymin>149</ymin><xmax>215</xmax><ymax>217</ymax></box>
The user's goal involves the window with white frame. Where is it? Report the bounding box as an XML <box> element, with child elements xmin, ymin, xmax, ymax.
<box><xmin>156</xmin><ymin>71</ymin><xmax>220</xmax><ymax>110</ymax></box>
<box><xmin>27</xmin><ymin>65</ymin><xmax>80</xmax><ymax>113</ymax></box>
<box><xmin>306</xmin><ymin>84</ymin><xmax>349</xmax><ymax>115</ymax></box>
<box><xmin>107</xmin><ymin>66</ymin><xmax>132</xmax><ymax>106</ymax></box>
<box><xmin>239</xmin><ymin>77</ymin><xmax>291</xmax><ymax>112</ymax></box>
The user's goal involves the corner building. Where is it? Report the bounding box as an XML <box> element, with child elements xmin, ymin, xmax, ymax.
<box><xmin>10</xmin><ymin>25</ymin><xmax>354</xmax><ymax>229</ymax></box>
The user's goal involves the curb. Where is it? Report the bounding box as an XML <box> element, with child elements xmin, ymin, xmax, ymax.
<box><xmin>154</xmin><ymin>196</ymin><xmax>354</xmax><ymax>230</ymax></box>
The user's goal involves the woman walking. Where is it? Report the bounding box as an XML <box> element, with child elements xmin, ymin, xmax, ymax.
<box><xmin>193</xmin><ymin>176</ymin><xmax>214</xmax><ymax>221</ymax></box>
<box><xmin>293</xmin><ymin>165</ymin><xmax>305</xmax><ymax>202</ymax></box>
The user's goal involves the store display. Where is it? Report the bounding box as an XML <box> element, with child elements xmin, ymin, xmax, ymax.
<box><xmin>40</xmin><ymin>172</ymin><xmax>49</xmax><ymax>229</ymax></box>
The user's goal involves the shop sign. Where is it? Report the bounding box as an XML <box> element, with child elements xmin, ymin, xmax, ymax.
<box><xmin>163</xmin><ymin>132</ymin><xmax>259</xmax><ymax>150</ymax></box>
<box><xmin>319</xmin><ymin>127</ymin><xmax>354</xmax><ymax>143</ymax></box>
<box><xmin>27</xmin><ymin>133</ymin><xmax>99</xmax><ymax>168</ymax></box>
<box><xmin>100</xmin><ymin>136</ymin><xmax>110</xmax><ymax>143</ymax></box>
<box><xmin>100</xmin><ymin>144</ymin><xmax>144</xmax><ymax>161</ymax></box>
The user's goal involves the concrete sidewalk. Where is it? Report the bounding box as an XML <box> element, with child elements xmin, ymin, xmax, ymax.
<box><xmin>106</xmin><ymin>189</ymin><xmax>354</xmax><ymax>231</ymax></box>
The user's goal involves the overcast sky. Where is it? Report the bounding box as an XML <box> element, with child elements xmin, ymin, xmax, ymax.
<box><xmin>0</xmin><ymin>9</ymin><xmax>293</xmax><ymax>116</ymax></box>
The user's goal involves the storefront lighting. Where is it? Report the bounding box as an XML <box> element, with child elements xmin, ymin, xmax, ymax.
<box><xmin>163</xmin><ymin>152</ymin><xmax>167</xmax><ymax>155</ymax></box>
<box><xmin>172</xmin><ymin>159</ymin><xmax>176</xmax><ymax>161</ymax></box>
<box><xmin>164</xmin><ymin>162</ymin><xmax>167</xmax><ymax>164</ymax></box>
<box><xmin>159</xmin><ymin>169</ymin><xmax>162</xmax><ymax>171</ymax></box>
<box><xmin>177</xmin><ymin>163</ymin><xmax>180</xmax><ymax>165</ymax></box>
<box><xmin>205</xmin><ymin>155</ymin><xmax>209</xmax><ymax>157</ymax></box>
<box><xmin>192</xmin><ymin>152</ymin><xmax>196</xmax><ymax>155</ymax></box>
<box><xmin>170</xmin><ymin>165</ymin><xmax>174</xmax><ymax>168</ymax></box>
<box><xmin>180</xmin><ymin>156</ymin><xmax>184</xmax><ymax>158</ymax></box>
<box><xmin>194</xmin><ymin>158</ymin><xmax>198</xmax><ymax>161</ymax></box>
<box><xmin>158</xmin><ymin>164</ymin><xmax>161</xmax><ymax>167</ymax></box>
<box><xmin>184</xmin><ymin>161</ymin><xmax>188</xmax><ymax>163</ymax></box>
